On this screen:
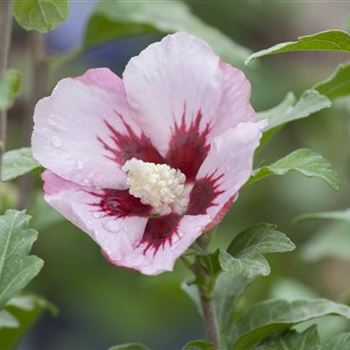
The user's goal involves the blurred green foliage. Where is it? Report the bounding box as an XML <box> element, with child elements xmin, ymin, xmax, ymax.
<box><xmin>84</xmin><ymin>1</ymin><xmax>250</xmax><ymax>66</ymax></box>
<box><xmin>0</xmin><ymin>294</ymin><xmax>55</xmax><ymax>350</ymax></box>
<box><xmin>13</xmin><ymin>0</ymin><xmax>68</xmax><ymax>33</ymax></box>
<box><xmin>0</xmin><ymin>69</ymin><xmax>20</xmax><ymax>112</ymax></box>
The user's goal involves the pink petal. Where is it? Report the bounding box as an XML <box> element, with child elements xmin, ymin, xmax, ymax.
<box><xmin>123</xmin><ymin>32</ymin><xmax>255</xmax><ymax>160</ymax></box>
<box><xmin>104</xmin><ymin>214</ymin><xmax>211</xmax><ymax>275</ymax></box>
<box><xmin>42</xmin><ymin>170</ymin><xmax>149</xmax><ymax>263</ymax></box>
<box><xmin>76</xmin><ymin>67</ymin><xmax>123</xmax><ymax>92</ymax></box>
<box><xmin>165</xmin><ymin>111</ymin><xmax>211</xmax><ymax>182</ymax></box>
<box><xmin>43</xmin><ymin>170</ymin><xmax>209</xmax><ymax>275</ymax></box>
<box><xmin>189</xmin><ymin>121</ymin><xmax>265</xmax><ymax>229</ymax></box>
<box><xmin>213</xmin><ymin>61</ymin><xmax>256</xmax><ymax>135</ymax></box>
<box><xmin>45</xmin><ymin>169</ymin><xmax>235</xmax><ymax>275</ymax></box>
<box><xmin>43</xmin><ymin>167</ymin><xmax>245</xmax><ymax>276</ymax></box>
<box><xmin>32</xmin><ymin>68</ymin><xmax>162</xmax><ymax>189</ymax></box>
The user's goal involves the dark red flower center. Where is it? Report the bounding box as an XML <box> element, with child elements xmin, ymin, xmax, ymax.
<box><xmin>186</xmin><ymin>173</ymin><xmax>224</xmax><ymax>215</ymax></box>
<box><xmin>90</xmin><ymin>189</ymin><xmax>152</xmax><ymax>218</ymax></box>
<box><xmin>166</xmin><ymin>110</ymin><xmax>210</xmax><ymax>182</ymax></box>
<box><xmin>139</xmin><ymin>214</ymin><xmax>182</xmax><ymax>255</ymax></box>
<box><xmin>94</xmin><ymin>108</ymin><xmax>228</xmax><ymax>254</ymax></box>
<box><xmin>98</xmin><ymin>112</ymin><xmax>164</xmax><ymax>165</ymax></box>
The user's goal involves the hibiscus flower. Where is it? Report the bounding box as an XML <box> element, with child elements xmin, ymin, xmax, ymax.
<box><xmin>32</xmin><ymin>32</ymin><xmax>265</xmax><ymax>275</ymax></box>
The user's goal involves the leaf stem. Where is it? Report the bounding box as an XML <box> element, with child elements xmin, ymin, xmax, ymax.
<box><xmin>0</xmin><ymin>0</ymin><xmax>13</xmax><ymax>180</ymax></box>
<box><xmin>19</xmin><ymin>31</ymin><xmax>48</xmax><ymax>208</ymax></box>
<box><xmin>194</xmin><ymin>234</ymin><xmax>220</xmax><ymax>348</ymax></box>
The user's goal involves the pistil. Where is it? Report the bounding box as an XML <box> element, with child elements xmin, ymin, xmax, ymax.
<box><xmin>122</xmin><ymin>158</ymin><xmax>188</xmax><ymax>216</ymax></box>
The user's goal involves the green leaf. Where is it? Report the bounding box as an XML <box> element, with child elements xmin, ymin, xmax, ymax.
<box><xmin>321</xmin><ymin>333</ymin><xmax>350</xmax><ymax>349</ymax></box>
<box><xmin>230</xmin><ymin>299</ymin><xmax>350</xmax><ymax>350</ymax></box>
<box><xmin>13</xmin><ymin>0</ymin><xmax>68</xmax><ymax>32</ymax></box>
<box><xmin>0</xmin><ymin>311</ymin><xmax>18</xmax><ymax>329</ymax></box>
<box><xmin>0</xmin><ymin>70</ymin><xmax>20</xmax><ymax>111</ymax></box>
<box><xmin>214</xmin><ymin>224</ymin><xmax>295</xmax><ymax>338</ymax></box>
<box><xmin>255</xmin><ymin>71</ymin><xmax>336</xmax><ymax>153</ymax></box>
<box><xmin>257</xmin><ymin>90</ymin><xmax>331</xmax><ymax>132</ymax></box>
<box><xmin>315</xmin><ymin>63</ymin><xmax>350</xmax><ymax>100</ymax></box>
<box><xmin>246</xmin><ymin>29</ymin><xmax>350</xmax><ymax>64</ymax></box>
<box><xmin>296</xmin><ymin>208</ymin><xmax>350</xmax><ymax>223</ymax></box>
<box><xmin>248</xmin><ymin>148</ymin><xmax>340</xmax><ymax>191</ymax></box>
<box><xmin>220</xmin><ymin>224</ymin><xmax>295</xmax><ymax>279</ymax></box>
<box><xmin>257</xmin><ymin>92</ymin><xmax>296</xmax><ymax>126</ymax></box>
<box><xmin>1</xmin><ymin>148</ymin><xmax>40</xmax><ymax>181</ymax></box>
<box><xmin>301</xmin><ymin>221</ymin><xmax>350</xmax><ymax>262</ymax></box>
<box><xmin>108</xmin><ymin>344</ymin><xmax>151</xmax><ymax>350</ymax></box>
<box><xmin>256</xmin><ymin>65</ymin><xmax>344</xmax><ymax>153</ymax></box>
<box><xmin>250</xmin><ymin>326</ymin><xmax>321</xmax><ymax>350</ymax></box>
<box><xmin>215</xmin><ymin>274</ymin><xmax>248</xmax><ymax>335</ymax></box>
<box><xmin>0</xmin><ymin>210</ymin><xmax>43</xmax><ymax>309</ymax></box>
<box><xmin>0</xmin><ymin>294</ymin><xmax>55</xmax><ymax>350</ymax></box>
<box><xmin>181</xmin><ymin>281</ymin><xmax>202</xmax><ymax>317</ymax></box>
<box><xmin>270</xmin><ymin>279</ymin><xmax>350</xmax><ymax>340</ymax></box>
<box><xmin>181</xmin><ymin>340</ymin><xmax>215</xmax><ymax>350</ymax></box>
<box><xmin>85</xmin><ymin>1</ymin><xmax>250</xmax><ymax>66</ymax></box>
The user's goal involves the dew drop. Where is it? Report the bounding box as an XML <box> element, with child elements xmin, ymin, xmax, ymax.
<box><xmin>48</xmin><ymin>114</ymin><xmax>58</xmax><ymax>127</ymax></box>
<box><xmin>103</xmin><ymin>220</ymin><xmax>120</xmax><ymax>233</ymax></box>
<box><xmin>81</xmin><ymin>178</ymin><xmax>90</xmax><ymax>186</ymax></box>
<box><xmin>51</xmin><ymin>135</ymin><xmax>62</xmax><ymax>148</ymax></box>
<box><xmin>93</xmin><ymin>212</ymin><xmax>102</xmax><ymax>219</ymax></box>
<box><xmin>76</xmin><ymin>160</ymin><xmax>84</xmax><ymax>170</ymax></box>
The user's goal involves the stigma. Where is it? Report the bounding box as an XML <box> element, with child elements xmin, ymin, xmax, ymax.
<box><xmin>122</xmin><ymin>158</ymin><xmax>188</xmax><ymax>216</ymax></box>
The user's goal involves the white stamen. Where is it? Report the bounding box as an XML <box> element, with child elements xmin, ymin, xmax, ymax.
<box><xmin>122</xmin><ymin>158</ymin><xmax>188</xmax><ymax>216</ymax></box>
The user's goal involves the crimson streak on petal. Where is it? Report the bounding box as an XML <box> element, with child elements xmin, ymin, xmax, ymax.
<box><xmin>140</xmin><ymin>214</ymin><xmax>182</xmax><ymax>255</ymax></box>
<box><xmin>90</xmin><ymin>189</ymin><xmax>152</xmax><ymax>218</ymax></box>
<box><xmin>187</xmin><ymin>172</ymin><xmax>224</xmax><ymax>215</ymax></box>
<box><xmin>98</xmin><ymin>114</ymin><xmax>164</xmax><ymax>165</ymax></box>
<box><xmin>166</xmin><ymin>110</ymin><xmax>211</xmax><ymax>182</ymax></box>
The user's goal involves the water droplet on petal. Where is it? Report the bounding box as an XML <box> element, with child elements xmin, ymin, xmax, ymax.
<box><xmin>76</xmin><ymin>160</ymin><xmax>84</xmax><ymax>170</ymax></box>
<box><xmin>51</xmin><ymin>135</ymin><xmax>62</xmax><ymax>148</ymax></box>
<box><xmin>93</xmin><ymin>212</ymin><xmax>102</xmax><ymax>219</ymax></box>
<box><xmin>81</xmin><ymin>178</ymin><xmax>90</xmax><ymax>186</ymax></box>
<box><xmin>48</xmin><ymin>113</ymin><xmax>58</xmax><ymax>127</ymax></box>
<box><xmin>103</xmin><ymin>220</ymin><xmax>120</xmax><ymax>233</ymax></box>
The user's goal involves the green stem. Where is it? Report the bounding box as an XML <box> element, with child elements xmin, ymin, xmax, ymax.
<box><xmin>0</xmin><ymin>0</ymin><xmax>13</xmax><ymax>180</ymax></box>
<box><xmin>192</xmin><ymin>234</ymin><xmax>220</xmax><ymax>348</ymax></box>
<box><xmin>197</xmin><ymin>271</ymin><xmax>220</xmax><ymax>347</ymax></box>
